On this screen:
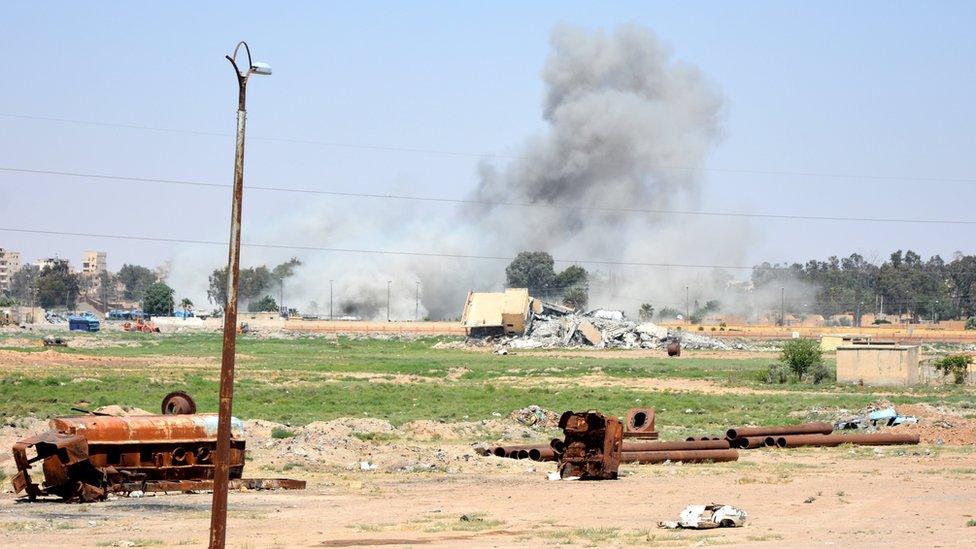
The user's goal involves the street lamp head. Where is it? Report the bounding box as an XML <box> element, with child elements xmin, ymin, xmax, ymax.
<box><xmin>250</xmin><ymin>62</ymin><xmax>272</xmax><ymax>76</ymax></box>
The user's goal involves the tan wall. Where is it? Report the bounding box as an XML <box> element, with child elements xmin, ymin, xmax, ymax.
<box><xmin>836</xmin><ymin>345</ymin><xmax>920</xmax><ymax>387</ymax></box>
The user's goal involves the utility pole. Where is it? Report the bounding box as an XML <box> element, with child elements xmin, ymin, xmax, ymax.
<box><xmin>855</xmin><ymin>300</ymin><xmax>861</xmax><ymax>328</ymax></box>
<box><xmin>780</xmin><ymin>287</ymin><xmax>785</xmax><ymax>327</ymax></box>
<box><xmin>387</xmin><ymin>280</ymin><xmax>392</xmax><ymax>322</ymax></box>
<box><xmin>685</xmin><ymin>286</ymin><xmax>689</xmax><ymax>324</ymax></box>
<box><xmin>415</xmin><ymin>281</ymin><xmax>420</xmax><ymax>321</ymax></box>
<box><xmin>210</xmin><ymin>40</ymin><xmax>270</xmax><ymax>549</ymax></box>
<box><xmin>329</xmin><ymin>280</ymin><xmax>333</xmax><ymax>320</ymax></box>
<box><xmin>279</xmin><ymin>278</ymin><xmax>284</xmax><ymax>317</ymax></box>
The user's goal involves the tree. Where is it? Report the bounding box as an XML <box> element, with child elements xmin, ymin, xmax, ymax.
<box><xmin>179</xmin><ymin>298</ymin><xmax>194</xmax><ymax>315</ymax></box>
<box><xmin>639</xmin><ymin>303</ymin><xmax>655</xmax><ymax>321</ymax></box>
<box><xmin>143</xmin><ymin>282</ymin><xmax>175</xmax><ymax>315</ymax></box>
<box><xmin>272</xmin><ymin>257</ymin><xmax>302</xmax><ymax>280</ymax></box>
<box><xmin>562</xmin><ymin>287</ymin><xmax>588</xmax><ymax>310</ymax></box>
<box><xmin>207</xmin><ymin>265</ymin><xmax>275</xmax><ymax>306</ymax></box>
<box><xmin>35</xmin><ymin>261</ymin><xmax>79</xmax><ymax>309</ymax></box>
<box><xmin>248</xmin><ymin>295</ymin><xmax>278</xmax><ymax>313</ymax></box>
<box><xmin>9</xmin><ymin>264</ymin><xmax>39</xmax><ymax>302</ymax></box>
<box><xmin>117</xmin><ymin>264</ymin><xmax>157</xmax><ymax>301</ymax></box>
<box><xmin>779</xmin><ymin>339</ymin><xmax>823</xmax><ymax>381</ymax></box>
<box><xmin>658</xmin><ymin>307</ymin><xmax>681</xmax><ymax>319</ymax></box>
<box><xmin>505</xmin><ymin>251</ymin><xmax>556</xmax><ymax>294</ymax></box>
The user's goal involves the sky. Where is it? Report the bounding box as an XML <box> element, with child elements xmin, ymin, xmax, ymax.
<box><xmin>1</xmin><ymin>2</ymin><xmax>974</xmax><ymax>304</ymax></box>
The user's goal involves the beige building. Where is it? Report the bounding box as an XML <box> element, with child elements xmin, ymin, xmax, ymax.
<box><xmin>0</xmin><ymin>248</ymin><xmax>22</xmax><ymax>293</ymax></box>
<box><xmin>34</xmin><ymin>257</ymin><xmax>68</xmax><ymax>271</ymax></box>
<box><xmin>836</xmin><ymin>345</ymin><xmax>920</xmax><ymax>387</ymax></box>
<box><xmin>82</xmin><ymin>251</ymin><xmax>107</xmax><ymax>275</ymax></box>
<box><xmin>460</xmin><ymin>288</ymin><xmax>531</xmax><ymax>336</ymax></box>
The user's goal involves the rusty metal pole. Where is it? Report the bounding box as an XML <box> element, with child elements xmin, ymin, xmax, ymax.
<box><xmin>210</xmin><ymin>41</ymin><xmax>269</xmax><ymax>549</ymax></box>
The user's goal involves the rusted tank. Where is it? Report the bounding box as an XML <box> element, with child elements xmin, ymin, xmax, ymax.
<box><xmin>557</xmin><ymin>410</ymin><xmax>623</xmax><ymax>480</ymax></box>
<box><xmin>12</xmin><ymin>413</ymin><xmax>245</xmax><ymax>502</ymax></box>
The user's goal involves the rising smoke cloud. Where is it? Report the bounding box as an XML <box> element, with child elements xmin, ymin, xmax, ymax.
<box><xmin>169</xmin><ymin>24</ymin><xmax>784</xmax><ymax>320</ymax></box>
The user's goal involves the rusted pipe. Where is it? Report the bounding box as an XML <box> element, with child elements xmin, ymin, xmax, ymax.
<box><xmin>624</xmin><ymin>439</ymin><xmax>730</xmax><ymax>452</ymax></box>
<box><xmin>528</xmin><ymin>447</ymin><xmax>556</xmax><ymax>461</ymax></box>
<box><xmin>775</xmin><ymin>433</ymin><xmax>920</xmax><ymax>448</ymax></box>
<box><xmin>549</xmin><ymin>438</ymin><xmax>565</xmax><ymax>454</ymax></box>
<box><xmin>621</xmin><ymin>449</ymin><xmax>739</xmax><ymax>464</ymax></box>
<box><xmin>726</xmin><ymin>422</ymin><xmax>832</xmax><ymax>440</ymax></box>
<box><xmin>731</xmin><ymin>436</ymin><xmax>767</xmax><ymax>449</ymax></box>
<box><xmin>515</xmin><ymin>449</ymin><xmax>529</xmax><ymax>459</ymax></box>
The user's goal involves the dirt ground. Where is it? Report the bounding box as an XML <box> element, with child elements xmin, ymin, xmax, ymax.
<box><xmin>1</xmin><ymin>448</ymin><xmax>974</xmax><ymax>548</ymax></box>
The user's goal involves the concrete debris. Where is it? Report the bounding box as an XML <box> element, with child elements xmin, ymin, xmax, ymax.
<box><xmin>509</xmin><ymin>405</ymin><xmax>560</xmax><ymax>428</ymax></box>
<box><xmin>659</xmin><ymin>504</ymin><xmax>748</xmax><ymax>529</ymax></box>
<box><xmin>478</xmin><ymin>308</ymin><xmax>753</xmax><ymax>351</ymax></box>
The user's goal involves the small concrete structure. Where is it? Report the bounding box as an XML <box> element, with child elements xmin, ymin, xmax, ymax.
<box><xmin>460</xmin><ymin>288</ymin><xmax>531</xmax><ymax>336</ymax></box>
<box><xmin>836</xmin><ymin>345</ymin><xmax>920</xmax><ymax>387</ymax></box>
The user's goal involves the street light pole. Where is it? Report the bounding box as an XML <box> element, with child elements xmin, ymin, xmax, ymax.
<box><xmin>209</xmin><ymin>40</ymin><xmax>270</xmax><ymax>549</ymax></box>
<box><xmin>387</xmin><ymin>280</ymin><xmax>392</xmax><ymax>322</ymax></box>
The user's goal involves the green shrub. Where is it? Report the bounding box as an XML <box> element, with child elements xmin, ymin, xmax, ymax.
<box><xmin>809</xmin><ymin>362</ymin><xmax>833</xmax><ymax>385</ymax></box>
<box><xmin>934</xmin><ymin>354</ymin><xmax>972</xmax><ymax>385</ymax></box>
<box><xmin>780</xmin><ymin>339</ymin><xmax>823</xmax><ymax>381</ymax></box>
<box><xmin>271</xmin><ymin>426</ymin><xmax>297</xmax><ymax>439</ymax></box>
<box><xmin>966</xmin><ymin>317</ymin><xmax>976</xmax><ymax>330</ymax></box>
<box><xmin>872</xmin><ymin>318</ymin><xmax>891</xmax><ymax>325</ymax></box>
<box><xmin>756</xmin><ymin>363</ymin><xmax>790</xmax><ymax>384</ymax></box>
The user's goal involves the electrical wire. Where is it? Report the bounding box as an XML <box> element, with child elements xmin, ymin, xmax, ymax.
<box><xmin>2</xmin><ymin>166</ymin><xmax>973</xmax><ymax>225</ymax></box>
<box><xmin>2</xmin><ymin>111</ymin><xmax>974</xmax><ymax>184</ymax></box>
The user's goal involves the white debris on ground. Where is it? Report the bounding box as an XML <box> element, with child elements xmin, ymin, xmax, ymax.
<box><xmin>659</xmin><ymin>504</ymin><xmax>748</xmax><ymax>529</ymax></box>
<box><xmin>480</xmin><ymin>308</ymin><xmax>755</xmax><ymax>351</ymax></box>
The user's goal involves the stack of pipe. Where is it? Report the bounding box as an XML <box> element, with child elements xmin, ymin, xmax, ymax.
<box><xmin>486</xmin><ymin>438</ymin><xmax>739</xmax><ymax>464</ymax></box>
<box><xmin>725</xmin><ymin>422</ymin><xmax>919</xmax><ymax>449</ymax></box>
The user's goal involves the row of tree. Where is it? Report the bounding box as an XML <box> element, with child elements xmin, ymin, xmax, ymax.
<box><xmin>752</xmin><ymin>250</ymin><xmax>976</xmax><ymax>321</ymax></box>
<box><xmin>206</xmin><ymin>258</ymin><xmax>301</xmax><ymax>312</ymax></box>
<box><xmin>1</xmin><ymin>260</ymin><xmax>180</xmax><ymax>315</ymax></box>
<box><xmin>505</xmin><ymin>251</ymin><xmax>589</xmax><ymax>308</ymax></box>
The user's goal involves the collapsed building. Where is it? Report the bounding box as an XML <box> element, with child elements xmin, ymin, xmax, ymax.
<box><xmin>461</xmin><ymin>288</ymin><xmax>751</xmax><ymax>351</ymax></box>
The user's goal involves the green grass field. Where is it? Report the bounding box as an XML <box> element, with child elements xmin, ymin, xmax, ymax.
<box><xmin>0</xmin><ymin>332</ymin><xmax>972</xmax><ymax>437</ymax></box>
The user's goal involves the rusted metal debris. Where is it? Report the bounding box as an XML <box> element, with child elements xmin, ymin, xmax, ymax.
<box><xmin>623</xmin><ymin>408</ymin><xmax>658</xmax><ymax>439</ymax></box>
<box><xmin>161</xmin><ymin>391</ymin><xmax>198</xmax><ymax>415</ymax></box>
<box><xmin>557</xmin><ymin>410</ymin><xmax>623</xmax><ymax>480</ymax></box>
<box><xmin>666</xmin><ymin>340</ymin><xmax>681</xmax><ymax>357</ymax></box>
<box><xmin>10</xmin><ymin>393</ymin><xmax>303</xmax><ymax>502</ymax></box>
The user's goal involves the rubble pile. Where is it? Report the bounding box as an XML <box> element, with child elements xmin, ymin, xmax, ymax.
<box><xmin>488</xmin><ymin>308</ymin><xmax>753</xmax><ymax>351</ymax></box>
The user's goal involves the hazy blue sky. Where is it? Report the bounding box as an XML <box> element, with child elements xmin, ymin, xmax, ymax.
<box><xmin>1</xmin><ymin>1</ymin><xmax>973</xmax><ymax>276</ymax></box>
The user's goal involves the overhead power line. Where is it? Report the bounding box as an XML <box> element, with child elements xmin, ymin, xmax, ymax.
<box><xmin>1</xmin><ymin>111</ymin><xmax>974</xmax><ymax>184</ymax></box>
<box><xmin>0</xmin><ymin>226</ymin><xmax>783</xmax><ymax>271</ymax></box>
<box><xmin>2</xmin><ymin>166</ymin><xmax>973</xmax><ymax>225</ymax></box>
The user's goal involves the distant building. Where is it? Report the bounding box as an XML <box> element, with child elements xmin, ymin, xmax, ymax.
<box><xmin>34</xmin><ymin>257</ymin><xmax>68</xmax><ymax>272</ymax></box>
<box><xmin>82</xmin><ymin>251</ymin><xmax>107</xmax><ymax>276</ymax></box>
<box><xmin>0</xmin><ymin>248</ymin><xmax>22</xmax><ymax>293</ymax></box>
